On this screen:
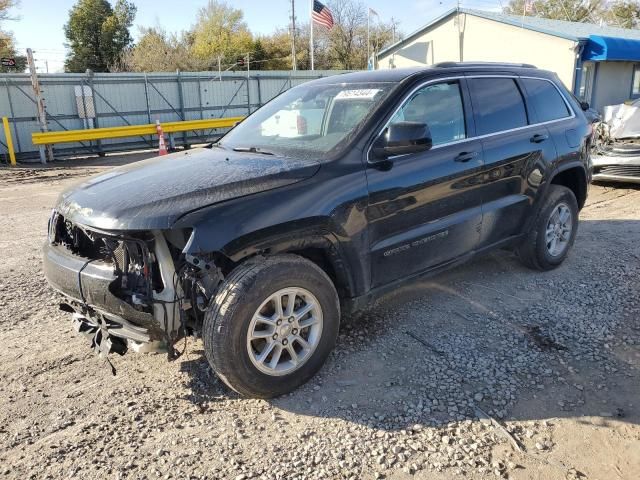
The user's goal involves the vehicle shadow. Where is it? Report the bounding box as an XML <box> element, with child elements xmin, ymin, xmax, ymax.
<box><xmin>179</xmin><ymin>218</ymin><xmax>640</xmax><ymax>432</ymax></box>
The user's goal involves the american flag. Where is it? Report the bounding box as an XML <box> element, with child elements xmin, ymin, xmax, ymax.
<box><xmin>312</xmin><ymin>0</ymin><xmax>334</xmax><ymax>29</ymax></box>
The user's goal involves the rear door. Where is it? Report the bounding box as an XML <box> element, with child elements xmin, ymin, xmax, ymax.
<box><xmin>467</xmin><ymin>76</ymin><xmax>558</xmax><ymax>248</ymax></box>
<box><xmin>366</xmin><ymin>78</ymin><xmax>485</xmax><ymax>288</ymax></box>
<box><xmin>519</xmin><ymin>76</ymin><xmax>579</xmax><ymax>173</ymax></box>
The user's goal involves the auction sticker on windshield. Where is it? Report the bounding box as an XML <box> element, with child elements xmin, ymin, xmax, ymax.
<box><xmin>335</xmin><ymin>89</ymin><xmax>381</xmax><ymax>100</ymax></box>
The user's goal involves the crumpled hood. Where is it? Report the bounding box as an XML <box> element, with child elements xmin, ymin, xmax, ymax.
<box><xmin>55</xmin><ymin>147</ymin><xmax>320</xmax><ymax>230</ymax></box>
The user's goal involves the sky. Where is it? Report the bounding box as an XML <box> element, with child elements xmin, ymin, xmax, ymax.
<box><xmin>7</xmin><ymin>0</ymin><xmax>502</xmax><ymax>73</ymax></box>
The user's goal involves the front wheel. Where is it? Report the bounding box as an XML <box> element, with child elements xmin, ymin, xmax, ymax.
<box><xmin>202</xmin><ymin>254</ymin><xmax>340</xmax><ymax>398</ymax></box>
<box><xmin>517</xmin><ymin>185</ymin><xmax>579</xmax><ymax>271</ymax></box>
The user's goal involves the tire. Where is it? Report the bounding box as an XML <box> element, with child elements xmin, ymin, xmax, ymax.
<box><xmin>517</xmin><ymin>185</ymin><xmax>579</xmax><ymax>271</ymax></box>
<box><xmin>202</xmin><ymin>254</ymin><xmax>340</xmax><ymax>398</ymax></box>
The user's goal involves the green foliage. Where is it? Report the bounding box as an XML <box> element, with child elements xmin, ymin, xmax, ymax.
<box><xmin>0</xmin><ymin>0</ymin><xmax>25</xmax><ymax>72</ymax></box>
<box><xmin>315</xmin><ymin>0</ymin><xmax>397</xmax><ymax>70</ymax></box>
<box><xmin>504</xmin><ymin>0</ymin><xmax>603</xmax><ymax>22</ymax></box>
<box><xmin>117</xmin><ymin>26</ymin><xmax>201</xmax><ymax>72</ymax></box>
<box><xmin>0</xmin><ymin>32</ymin><xmax>26</xmax><ymax>72</ymax></box>
<box><xmin>64</xmin><ymin>0</ymin><xmax>136</xmax><ymax>72</ymax></box>
<box><xmin>190</xmin><ymin>1</ymin><xmax>253</xmax><ymax>67</ymax></box>
<box><xmin>70</xmin><ymin>0</ymin><xmax>401</xmax><ymax>73</ymax></box>
<box><xmin>605</xmin><ymin>0</ymin><xmax>640</xmax><ymax>27</ymax></box>
<box><xmin>503</xmin><ymin>0</ymin><xmax>640</xmax><ymax>28</ymax></box>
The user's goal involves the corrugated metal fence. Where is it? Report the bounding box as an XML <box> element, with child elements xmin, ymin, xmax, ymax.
<box><xmin>0</xmin><ymin>70</ymin><xmax>349</xmax><ymax>161</ymax></box>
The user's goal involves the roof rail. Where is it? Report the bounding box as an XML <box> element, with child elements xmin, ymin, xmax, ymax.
<box><xmin>433</xmin><ymin>61</ymin><xmax>537</xmax><ymax>69</ymax></box>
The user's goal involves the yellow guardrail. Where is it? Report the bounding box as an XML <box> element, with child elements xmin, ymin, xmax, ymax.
<box><xmin>31</xmin><ymin>117</ymin><xmax>244</xmax><ymax>146</ymax></box>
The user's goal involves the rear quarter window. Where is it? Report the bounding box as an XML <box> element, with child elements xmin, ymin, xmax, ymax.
<box><xmin>522</xmin><ymin>78</ymin><xmax>571</xmax><ymax>123</ymax></box>
<box><xmin>468</xmin><ymin>78</ymin><xmax>528</xmax><ymax>135</ymax></box>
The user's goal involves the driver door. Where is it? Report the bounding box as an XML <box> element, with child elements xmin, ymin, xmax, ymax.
<box><xmin>366</xmin><ymin>79</ymin><xmax>485</xmax><ymax>288</ymax></box>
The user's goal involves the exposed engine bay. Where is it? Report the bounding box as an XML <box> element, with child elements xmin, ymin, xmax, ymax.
<box><xmin>46</xmin><ymin>211</ymin><xmax>224</xmax><ymax>362</ymax></box>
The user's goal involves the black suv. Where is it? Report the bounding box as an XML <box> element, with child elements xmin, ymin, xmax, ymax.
<box><xmin>44</xmin><ymin>63</ymin><xmax>591</xmax><ymax>397</ymax></box>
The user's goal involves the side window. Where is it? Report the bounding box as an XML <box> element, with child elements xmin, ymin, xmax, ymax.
<box><xmin>522</xmin><ymin>78</ymin><xmax>571</xmax><ymax>122</ymax></box>
<box><xmin>469</xmin><ymin>78</ymin><xmax>528</xmax><ymax>135</ymax></box>
<box><xmin>391</xmin><ymin>81</ymin><xmax>466</xmax><ymax>146</ymax></box>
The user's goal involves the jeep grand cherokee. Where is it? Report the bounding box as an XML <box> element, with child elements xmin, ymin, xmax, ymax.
<box><xmin>43</xmin><ymin>63</ymin><xmax>591</xmax><ymax>397</ymax></box>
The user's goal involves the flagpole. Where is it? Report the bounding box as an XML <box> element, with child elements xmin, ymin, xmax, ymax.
<box><xmin>367</xmin><ymin>10</ymin><xmax>370</xmax><ymax>69</ymax></box>
<box><xmin>310</xmin><ymin>0</ymin><xmax>315</xmax><ymax>70</ymax></box>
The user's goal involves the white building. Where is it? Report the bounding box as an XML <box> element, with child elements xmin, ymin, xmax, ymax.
<box><xmin>377</xmin><ymin>8</ymin><xmax>640</xmax><ymax>112</ymax></box>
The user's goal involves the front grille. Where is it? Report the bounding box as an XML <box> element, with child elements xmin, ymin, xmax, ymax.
<box><xmin>48</xmin><ymin>212</ymin><xmax>161</xmax><ymax>309</ymax></box>
<box><xmin>596</xmin><ymin>165</ymin><xmax>640</xmax><ymax>177</ymax></box>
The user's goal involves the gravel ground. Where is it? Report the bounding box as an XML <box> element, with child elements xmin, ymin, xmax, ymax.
<box><xmin>0</xmin><ymin>154</ymin><xmax>639</xmax><ymax>480</ymax></box>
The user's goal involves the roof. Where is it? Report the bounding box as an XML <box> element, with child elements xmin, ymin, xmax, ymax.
<box><xmin>307</xmin><ymin>67</ymin><xmax>426</xmax><ymax>84</ymax></box>
<box><xmin>379</xmin><ymin>8</ymin><xmax>640</xmax><ymax>57</ymax></box>
<box><xmin>305</xmin><ymin>63</ymin><xmax>556</xmax><ymax>87</ymax></box>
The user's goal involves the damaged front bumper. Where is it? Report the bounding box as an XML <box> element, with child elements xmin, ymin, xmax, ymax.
<box><xmin>43</xmin><ymin>214</ymin><xmax>182</xmax><ymax>356</ymax></box>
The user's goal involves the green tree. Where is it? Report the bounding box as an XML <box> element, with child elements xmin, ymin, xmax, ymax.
<box><xmin>503</xmin><ymin>0</ymin><xmax>603</xmax><ymax>23</ymax></box>
<box><xmin>117</xmin><ymin>26</ymin><xmax>200</xmax><ymax>72</ymax></box>
<box><xmin>64</xmin><ymin>0</ymin><xmax>136</xmax><ymax>72</ymax></box>
<box><xmin>190</xmin><ymin>1</ymin><xmax>253</xmax><ymax>68</ymax></box>
<box><xmin>311</xmin><ymin>0</ymin><xmax>399</xmax><ymax>70</ymax></box>
<box><xmin>0</xmin><ymin>32</ymin><xmax>25</xmax><ymax>72</ymax></box>
<box><xmin>605</xmin><ymin>0</ymin><xmax>640</xmax><ymax>27</ymax></box>
<box><xmin>255</xmin><ymin>28</ymin><xmax>305</xmax><ymax>70</ymax></box>
<box><xmin>0</xmin><ymin>0</ymin><xmax>25</xmax><ymax>72</ymax></box>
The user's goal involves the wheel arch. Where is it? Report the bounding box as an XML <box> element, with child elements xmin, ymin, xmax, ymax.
<box><xmin>548</xmin><ymin>164</ymin><xmax>588</xmax><ymax>210</ymax></box>
<box><xmin>222</xmin><ymin>229</ymin><xmax>357</xmax><ymax>301</ymax></box>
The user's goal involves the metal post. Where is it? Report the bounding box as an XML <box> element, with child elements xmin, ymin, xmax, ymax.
<box><xmin>2</xmin><ymin>117</ymin><xmax>17</xmax><ymax>166</ymax></box>
<box><xmin>4</xmin><ymin>78</ymin><xmax>21</xmax><ymax>153</ymax></box>
<box><xmin>27</xmin><ymin>48</ymin><xmax>53</xmax><ymax>163</ymax></box>
<box><xmin>143</xmin><ymin>73</ymin><xmax>153</xmax><ymax>146</ymax></box>
<box><xmin>256</xmin><ymin>76</ymin><xmax>262</xmax><ymax>108</ymax></box>
<box><xmin>246</xmin><ymin>53</ymin><xmax>251</xmax><ymax>115</ymax></box>
<box><xmin>176</xmin><ymin>70</ymin><xmax>188</xmax><ymax>148</ymax></box>
<box><xmin>246</xmin><ymin>78</ymin><xmax>251</xmax><ymax>115</ymax></box>
<box><xmin>290</xmin><ymin>0</ymin><xmax>297</xmax><ymax>70</ymax></box>
<box><xmin>309</xmin><ymin>0</ymin><xmax>314</xmax><ymax>70</ymax></box>
<box><xmin>86</xmin><ymin>70</ymin><xmax>103</xmax><ymax>156</ymax></box>
<box><xmin>218</xmin><ymin>56</ymin><xmax>222</xmax><ymax>81</ymax></box>
<box><xmin>367</xmin><ymin>11</ymin><xmax>370</xmax><ymax>69</ymax></box>
<box><xmin>197</xmin><ymin>73</ymin><xmax>204</xmax><ymax>120</ymax></box>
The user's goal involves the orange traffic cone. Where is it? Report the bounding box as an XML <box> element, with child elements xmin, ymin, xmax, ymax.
<box><xmin>156</xmin><ymin>120</ymin><xmax>168</xmax><ymax>156</ymax></box>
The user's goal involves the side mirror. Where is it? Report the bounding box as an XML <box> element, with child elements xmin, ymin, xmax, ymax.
<box><xmin>580</xmin><ymin>101</ymin><xmax>590</xmax><ymax>111</ymax></box>
<box><xmin>372</xmin><ymin>121</ymin><xmax>433</xmax><ymax>159</ymax></box>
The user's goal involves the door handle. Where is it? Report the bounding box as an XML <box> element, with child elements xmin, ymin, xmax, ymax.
<box><xmin>530</xmin><ymin>133</ymin><xmax>549</xmax><ymax>143</ymax></box>
<box><xmin>454</xmin><ymin>151</ymin><xmax>479</xmax><ymax>162</ymax></box>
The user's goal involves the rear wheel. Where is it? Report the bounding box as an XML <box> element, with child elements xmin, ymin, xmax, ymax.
<box><xmin>517</xmin><ymin>185</ymin><xmax>579</xmax><ymax>271</ymax></box>
<box><xmin>203</xmin><ymin>254</ymin><xmax>340</xmax><ymax>398</ymax></box>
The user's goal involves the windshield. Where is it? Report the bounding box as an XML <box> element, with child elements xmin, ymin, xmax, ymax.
<box><xmin>218</xmin><ymin>82</ymin><xmax>394</xmax><ymax>160</ymax></box>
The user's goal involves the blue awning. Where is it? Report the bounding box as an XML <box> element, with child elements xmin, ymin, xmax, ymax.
<box><xmin>583</xmin><ymin>35</ymin><xmax>640</xmax><ymax>61</ymax></box>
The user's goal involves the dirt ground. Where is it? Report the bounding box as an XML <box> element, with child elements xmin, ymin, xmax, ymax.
<box><xmin>0</xmin><ymin>153</ymin><xmax>639</xmax><ymax>480</ymax></box>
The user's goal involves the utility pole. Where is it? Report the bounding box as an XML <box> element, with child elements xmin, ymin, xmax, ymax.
<box><xmin>290</xmin><ymin>0</ymin><xmax>297</xmax><ymax>71</ymax></box>
<box><xmin>367</xmin><ymin>11</ymin><xmax>370</xmax><ymax>69</ymax></box>
<box><xmin>309</xmin><ymin>0</ymin><xmax>314</xmax><ymax>70</ymax></box>
<box><xmin>27</xmin><ymin>48</ymin><xmax>53</xmax><ymax>163</ymax></box>
<box><xmin>456</xmin><ymin>0</ymin><xmax>463</xmax><ymax>62</ymax></box>
<box><xmin>391</xmin><ymin>17</ymin><xmax>396</xmax><ymax>69</ymax></box>
<box><xmin>246</xmin><ymin>52</ymin><xmax>250</xmax><ymax>78</ymax></box>
<box><xmin>391</xmin><ymin>17</ymin><xmax>396</xmax><ymax>44</ymax></box>
<box><xmin>217</xmin><ymin>55</ymin><xmax>222</xmax><ymax>81</ymax></box>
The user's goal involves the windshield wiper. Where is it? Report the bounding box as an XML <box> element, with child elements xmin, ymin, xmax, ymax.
<box><xmin>232</xmin><ymin>146</ymin><xmax>275</xmax><ymax>155</ymax></box>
